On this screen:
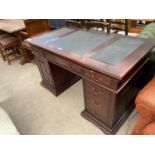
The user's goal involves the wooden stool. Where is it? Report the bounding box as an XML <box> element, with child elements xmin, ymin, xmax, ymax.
<box><xmin>132</xmin><ymin>76</ymin><xmax>155</xmax><ymax>135</ymax></box>
<box><xmin>0</xmin><ymin>36</ymin><xmax>20</xmax><ymax>65</ymax></box>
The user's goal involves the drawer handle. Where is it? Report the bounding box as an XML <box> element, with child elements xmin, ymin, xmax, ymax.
<box><xmin>91</xmin><ymin>87</ymin><xmax>102</xmax><ymax>95</ymax></box>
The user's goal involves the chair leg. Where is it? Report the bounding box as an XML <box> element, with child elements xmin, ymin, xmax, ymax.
<box><xmin>0</xmin><ymin>49</ymin><xmax>5</xmax><ymax>61</ymax></box>
<box><xmin>14</xmin><ymin>45</ymin><xmax>21</xmax><ymax>56</ymax></box>
<box><xmin>3</xmin><ymin>49</ymin><xmax>11</xmax><ymax>65</ymax></box>
<box><xmin>125</xmin><ymin>19</ymin><xmax>128</xmax><ymax>35</ymax></box>
<box><xmin>107</xmin><ymin>26</ymin><xmax>110</xmax><ymax>34</ymax></box>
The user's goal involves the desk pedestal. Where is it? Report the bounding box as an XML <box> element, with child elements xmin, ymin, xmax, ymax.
<box><xmin>33</xmin><ymin>46</ymin><xmax>151</xmax><ymax>134</ymax></box>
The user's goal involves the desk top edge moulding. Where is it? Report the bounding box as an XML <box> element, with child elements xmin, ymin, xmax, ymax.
<box><xmin>27</xmin><ymin>27</ymin><xmax>155</xmax><ymax>80</ymax></box>
<box><xmin>27</xmin><ymin>27</ymin><xmax>155</xmax><ymax>134</ymax></box>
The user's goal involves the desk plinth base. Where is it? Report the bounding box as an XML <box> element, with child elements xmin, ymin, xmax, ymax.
<box><xmin>81</xmin><ymin>103</ymin><xmax>134</xmax><ymax>135</ymax></box>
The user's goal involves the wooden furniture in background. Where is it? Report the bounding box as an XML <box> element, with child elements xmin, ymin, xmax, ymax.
<box><xmin>128</xmin><ymin>19</ymin><xmax>155</xmax><ymax>33</ymax></box>
<box><xmin>65</xmin><ymin>19</ymin><xmax>83</xmax><ymax>28</ymax></box>
<box><xmin>50</xmin><ymin>19</ymin><xmax>65</xmax><ymax>29</ymax></box>
<box><xmin>22</xmin><ymin>19</ymin><xmax>51</xmax><ymax>36</ymax></box>
<box><xmin>0</xmin><ymin>19</ymin><xmax>25</xmax><ymax>65</ymax></box>
<box><xmin>107</xmin><ymin>19</ymin><xmax>128</xmax><ymax>35</ymax></box>
<box><xmin>0</xmin><ymin>34</ymin><xmax>10</xmax><ymax>61</ymax></box>
<box><xmin>0</xmin><ymin>19</ymin><xmax>25</xmax><ymax>34</ymax></box>
<box><xmin>132</xmin><ymin>77</ymin><xmax>155</xmax><ymax>135</ymax></box>
<box><xmin>27</xmin><ymin>27</ymin><xmax>155</xmax><ymax>134</ymax></box>
<box><xmin>0</xmin><ymin>35</ymin><xmax>20</xmax><ymax>65</ymax></box>
<box><xmin>20</xmin><ymin>19</ymin><xmax>51</xmax><ymax>64</ymax></box>
<box><xmin>85</xmin><ymin>19</ymin><xmax>110</xmax><ymax>33</ymax></box>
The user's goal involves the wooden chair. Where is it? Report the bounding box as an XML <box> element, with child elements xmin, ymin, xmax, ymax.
<box><xmin>20</xmin><ymin>19</ymin><xmax>51</xmax><ymax>64</ymax></box>
<box><xmin>0</xmin><ymin>33</ymin><xmax>10</xmax><ymax>61</ymax></box>
<box><xmin>0</xmin><ymin>35</ymin><xmax>20</xmax><ymax>65</ymax></box>
<box><xmin>108</xmin><ymin>19</ymin><xmax>128</xmax><ymax>35</ymax></box>
<box><xmin>85</xmin><ymin>19</ymin><xmax>110</xmax><ymax>33</ymax></box>
<box><xmin>65</xmin><ymin>19</ymin><xmax>83</xmax><ymax>28</ymax></box>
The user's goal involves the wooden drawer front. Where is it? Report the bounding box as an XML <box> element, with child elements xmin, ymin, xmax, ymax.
<box><xmin>55</xmin><ymin>56</ymin><xmax>69</xmax><ymax>68</ymax></box>
<box><xmin>85</xmin><ymin>80</ymin><xmax>109</xmax><ymax>98</ymax></box>
<box><xmin>55</xmin><ymin>56</ymin><xmax>82</xmax><ymax>75</ymax></box>
<box><xmin>84</xmin><ymin>68</ymin><xmax>117</xmax><ymax>89</ymax></box>
<box><xmin>68</xmin><ymin>62</ymin><xmax>83</xmax><ymax>75</ymax></box>
<box><xmin>85</xmin><ymin>92</ymin><xmax>109</xmax><ymax>124</ymax></box>
<box><xmin>32</xmin><ymin>47</ymin><xmax>44</xmax><ymax>58</ymax></box>
<box><xmin>83</xmin><ymin>81</ymin><xmax>110</xmax><ymax>124</ymax></box>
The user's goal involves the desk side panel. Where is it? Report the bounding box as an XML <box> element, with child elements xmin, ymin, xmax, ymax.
<box><xmin>32</xmin><ymin>46</ymin><xmax>80</xmax><ymax>96</ymax></box>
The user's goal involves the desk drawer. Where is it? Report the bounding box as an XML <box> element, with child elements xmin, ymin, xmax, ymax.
<box><xmin>85</xmin><ymin>79</ymin><xmax>109</xmax><ymax>97</ymax></box>
<box><xmin>55</xmin><ymin>56</ymin><xmax>83</xmax><ymax>75</ymax></box>
<box><xmin>55</xmin><ymin>56</ymin><xmax>69</xmax><ymax>68</ymax></box>
<box><xmin>68</xmin><ymin>62</ymin><xmax>83</xmax><ymax>75</ymax></box>
<box><xmin>84</xmin><ymin>68</ymin><xmax>117</xmax><ymax>89</ymax></box>
<box><xmin>83</xmin><ymin>80</ymin><xmax>110</xmax><ymax>124</ymax></box>
<box><xmin>85</xmin><ymin>92</ymin><xmax>108</xmax><ymax>120</ymax></box>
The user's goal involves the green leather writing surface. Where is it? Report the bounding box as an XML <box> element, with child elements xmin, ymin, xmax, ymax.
<box><xmin>45</xmin><ymin>31</ymin><xmax>113</xmax><ymax>56</ymax></box>
<box><xmin>91</xmin><ymin>38</ymin><xmax>144</xmax><ymax>65</ymax></box>
<box><xmin>36</xmin><ymin>28</ymin><xmax>74</xmax><ymax>43</ymax></box>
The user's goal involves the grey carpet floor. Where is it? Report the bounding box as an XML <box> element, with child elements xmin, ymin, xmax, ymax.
<box><xmin>0</xmin><ymin>57</ymin><xmax>139</xmax><ymax>135</ymax></box>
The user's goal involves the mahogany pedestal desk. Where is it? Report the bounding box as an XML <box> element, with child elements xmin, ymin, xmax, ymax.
<box><xmin>27</xmin><ymin>28</ymin><xmax>155</xmax><ymax>134</ymax></box>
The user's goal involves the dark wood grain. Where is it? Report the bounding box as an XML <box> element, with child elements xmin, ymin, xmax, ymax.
<box><xmin>27</xmin><ymin>28</ymin><xmax>155</xmax><ymax>80</ymax></box>
<box><xmin>27</xmin><ymin>28</ymin><xmax>155</xmax><ymax>134</ymax></box>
